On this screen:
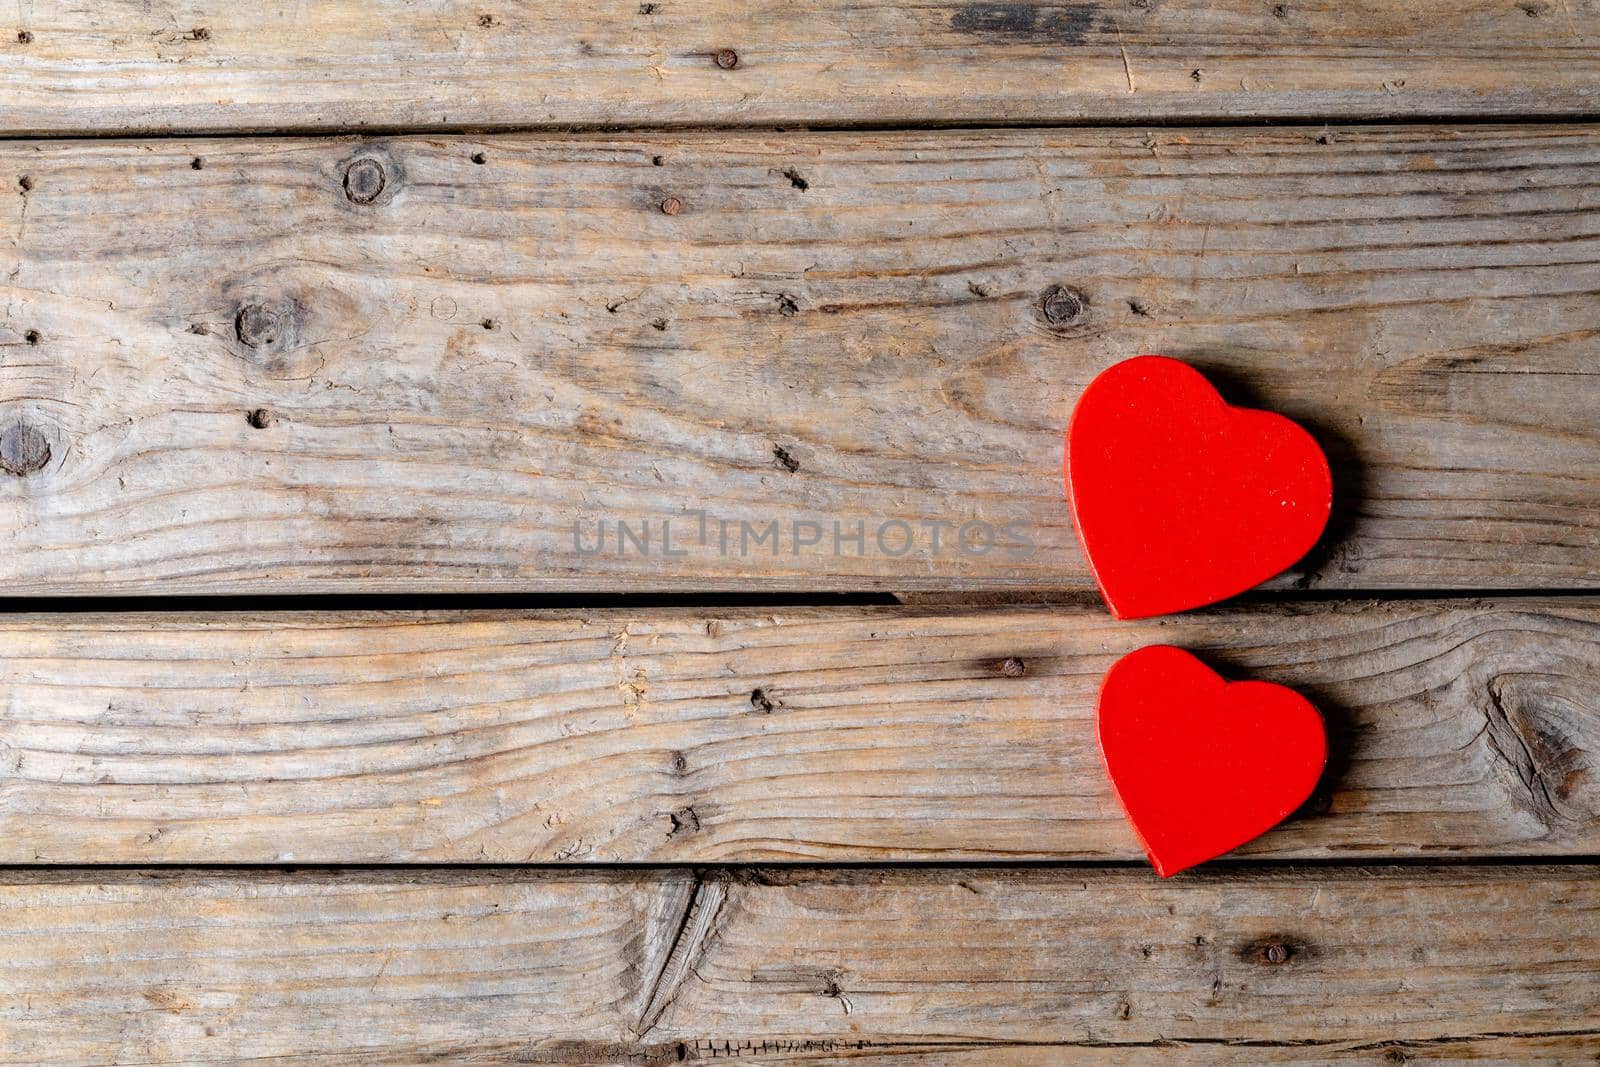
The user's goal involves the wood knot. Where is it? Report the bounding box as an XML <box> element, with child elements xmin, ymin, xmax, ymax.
<box><xmin>1000</xmin><ymin>657</ymin><xmax>1026</xmax><ymax>677</ymax></box>
<box><xmin>665</xmin><ymin>806</ymin><xmax>701</xmax><ymax>837</ymax></box>
<box><xmin>234</xmin><ymin>301</ymin><xmax>292</xmax><ymax>351</ymax></box>
<box><xmin>1039</xmin><ymin>284</ymin><xmax>1090</xmax><ymax>328</ymax></box>
<box><xmin>1239</xmin><ymin>934</ymin><xmax>1310</xmax><ymax>966</ymax></box>
<box><xmin>0</xmin><ymin>421</ymin><xmax>51</xmax><ymax>476</ymax></box>
<box><xmin>343</xmin><ymin>158</ymin><xmax>387</xmax><ymax>204</ymax></box>
<box><xmin>714</xmin><ymin>48</ymin><xmax>739</xmax><ymax>69</ymax></box>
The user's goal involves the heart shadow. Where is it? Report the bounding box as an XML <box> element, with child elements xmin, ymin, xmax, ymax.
<box><xmin>1180</xmin><ymin>641</ymin><xmax>1358</xmax><ymax>840</ymax></box>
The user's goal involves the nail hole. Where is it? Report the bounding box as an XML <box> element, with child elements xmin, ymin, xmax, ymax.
<box><xmin>246</xmin><ymin>408</ymin><xmax>272</xmax><ymax>430</ymax></box>
<box><xmin>480</xmin><ymin>318</ymin><xmax>498</xmax><ymax>330</ymax></box>
<box><xmin>478</xmin><ymin>13</ymin><xmax>496</xmax><ymax>27</ymax></box>
<box><xmin>651</xmin><ymin>155</ymin><xmax>665</xmax><ymax>166</ymax></box>
<box><xmin>714</xmin><ymin>48</ymin><xmax>739</xmax><ymax>69</ymax></box>
<box><xmin>750</xmin><ymin>688</ymin><xmax>777</xmax><ymax>713</ymax></box>
<box><xmin>23</xmin><ymin>330</ymin><xmax>40</xmax><ymax>346</ymax></box>
<box><xmin>782</xmin><ymin>168</ymin><xmax>809</xmax><ymax>191</ymax></box>
<box><xmin>191</xmin><ymin>157</ymin><xmax>205</xmax><ymax>170</ymax></box>
<box><xmin>1000</xmin><ymin>657</ymin><xmax>1026</xmax><ymax>677</ymax></box>
<box><xmin>470</xmin><ymin>151</ymin><xmax>487</xmax><ymax>165</ymax></box>
<box><xmin>16</xmin><ymin>30</ymin><xmax>32</xmax><ymax>44</ymax></box>
<box><xmin>17</xmin><ymin>175</ymin><xmax>33</xmax><ymax>193</ymax></box>
<box><xmin>189</xmin><ymin>26</ymin><xmax>210</xmax><ymax>40</ymax></box>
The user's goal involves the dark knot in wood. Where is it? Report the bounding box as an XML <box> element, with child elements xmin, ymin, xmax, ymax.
<box><xmin>0</xmin><ymin>422</ymin><xmax>51</xmax><ymax>476</ymax></box>
<box><xmin>1039</xmin><ymin>284</ymin><xmax>1089</xmax><ymax>328</ymax></box>
<box><xmin>343</xmin><ymin>158</ymin><xmax>387</xmax><ymax>204</ymax></box>
<box><xmin>235</xmin><ymin>302</ymin><xmax>290</xmax><ymax>350</ymax></box>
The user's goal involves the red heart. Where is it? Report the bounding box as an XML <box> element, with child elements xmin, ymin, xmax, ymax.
<box><xmin>1065</xmin><ymin>355</ymin><xmax>1332</xmax><ymax>619</ymax></box>
<box><xmin>1098</xmin><ymin>645</ymin><xmax>1326</xmax><ymax>877</ymax></box>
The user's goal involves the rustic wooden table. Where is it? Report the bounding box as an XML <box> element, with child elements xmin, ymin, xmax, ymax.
<box><xmin>1</xmin><ymin>2</ymin><xmax>1597</xmax><ymax>1063</ymax></box>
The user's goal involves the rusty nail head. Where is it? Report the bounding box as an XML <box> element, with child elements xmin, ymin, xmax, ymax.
<box><xmin>660</xmin><ymin>196</ymin><xmax>683</xmax><ymax>215</ymax></box>
<box><xmin>715</xmin><ymin>48</ymin><xmax>739</xmax><ymax>69</ymax></box>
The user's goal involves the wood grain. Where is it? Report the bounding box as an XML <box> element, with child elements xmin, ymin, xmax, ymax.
<box><xmin>0</xmin><ymin>598</ymin><xmax>1593</xmax><ymax>863</ymax></box>
<box><xmin>3</xmin><ymin>125</ymin><xmax>1598</xmax><ymax>593</ymax></box>
<box><xmin>0</xmin><ymin>866</ymin><xmax>1593</xmax><ymax>1063</ymax></box>
<box><xmin>2</xmin><ymin>1</ymin><xmax>1600</xmax><ymax>135</ymax></box>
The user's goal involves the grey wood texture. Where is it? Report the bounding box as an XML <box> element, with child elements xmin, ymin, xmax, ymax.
<box><xmin>0</xmin><ymin>598</ymin><xmax>1591</xmax><ymax>863</ymax></box>
<box><xmin>2</xmin><ymin>1</ymin><xmax>1599</xmax><ymax>134</ymax></box>
<box><xmin>0</xmin><ymin>866</ymin><xmax>1592</xmax><ymax>1063</ymax></box>
<box><xmin>2</xmin><ymin>126</ymin><xmax>1597</xmax><ymax>592</ymax></box>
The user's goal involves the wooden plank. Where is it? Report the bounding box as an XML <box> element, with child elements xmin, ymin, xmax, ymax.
<box><xmin>669</xmin><ymin>1036</ymin><xmax>1600</xmax><ymax>1066</ymax></box>
<box><xmin>3</xmin><ymin>1</ymin><xmax>1600</xmax><ymax>135</ymax></box>
<box><xmin>0</xmin><ymin>598</ymin><xmax>1593</xmax><ymax>863</ymax></box>
<box><xmin>2</xmin><ymin>125</ymin><xmax>1598</xmax><ymax>593</ymax></box>
<box><xmin>0</xmin><ymin>866</ymin><xmax>1594</xmax><ymax>1062</ymax></box>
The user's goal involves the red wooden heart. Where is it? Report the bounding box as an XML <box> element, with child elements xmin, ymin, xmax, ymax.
<box><xmin>1065</xmin><ymin>355</ymin><xmax>1332</xmax><ymax>619</ymax></box>
<box><xmin>1098</xmin><ymin>645</ymin><xmax>1326</xmax><ymax>877</ymax></box>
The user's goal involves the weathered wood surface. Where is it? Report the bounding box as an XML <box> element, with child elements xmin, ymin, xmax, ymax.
<box><xmin>0</xmin><ymin>598</ymin><xmax>1593</xmax><ymax>863</ymax></box>
<box><xmin>0</xmin><ymin>866</ymin><xmax>1594</xmax><ymax>1063</ymax></box>
<box><xmin>692</xmin><ymin>1036</ymin><xmax>1600</xmax><ymax>1066</ymax></box>
<box><xmin>3</xmin><ymin>1</ymin><xmax>1600</xmax><ymax>135</ymax></box>
<box><xmin>3</xmin><ymin>125</ymin><xmax>1598</xmax><ymax>593</ymax></box>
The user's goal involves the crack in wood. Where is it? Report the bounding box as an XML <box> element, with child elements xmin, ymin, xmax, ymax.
<box><xmin>1482</xmin><ymin>674</ymin><xmax>1581</xmax><ymax>830</ymax></box>
<box><xmin>635</xmin><ymin>872</ymin><xmax>728</xmax><ymax>1038</ymax></box>
<box><xmin>454</xmin><ymin>1029</ymin><xmax>1600</xmax><ymax>1063</ymax></box>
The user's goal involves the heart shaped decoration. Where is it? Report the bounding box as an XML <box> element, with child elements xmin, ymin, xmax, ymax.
<box><xmin>1098</xmin><ymin>645</ymin><xmax>1326</xmax><ymax>877</ymax></box>
<box><xmin>1065</xmin><ymin>355</ymin><xmax>1332</xmax><ymax>619</ymax></box>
